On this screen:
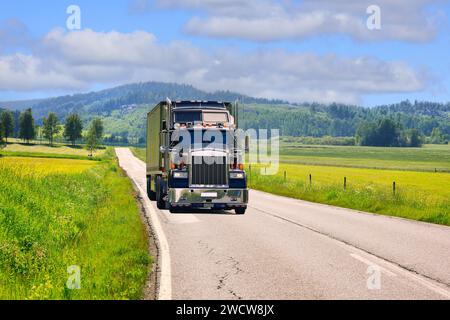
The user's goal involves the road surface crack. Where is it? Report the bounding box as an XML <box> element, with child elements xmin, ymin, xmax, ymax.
<box><xmin>198</xmin><ymin>241</ymin><xmax>244</xmax><ymax>299</ymax></box>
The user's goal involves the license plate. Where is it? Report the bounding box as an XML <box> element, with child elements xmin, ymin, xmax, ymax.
<box><xmin>203</xmin><ymin>203</ymin><xmax>213</xmax><ymax>209</ymax></box>
<box><xmin>201</xmin><ymin>192</ymin><xmax>217</xmax><ymax>198</ymax></box>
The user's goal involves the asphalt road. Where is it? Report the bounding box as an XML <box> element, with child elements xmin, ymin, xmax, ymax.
<box><xmin>116</xmin><ymin>148</ymin><xmax>450</xmax><ymax>300</ymax></box>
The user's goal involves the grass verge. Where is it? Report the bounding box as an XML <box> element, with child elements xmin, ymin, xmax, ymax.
<box><xmin>130</xmin><ymin>147</ymin><xmax>146</xmax><ymax>162</ymax></box>
<box><xmin>249</xmin><ymin>164</ymin><xmax>450</xmax><ymax>226</ymax></box>
<box><xmin>0</xmin><ymin>157</ymin><xmax>151</xmax><ymax>299</ymax></box>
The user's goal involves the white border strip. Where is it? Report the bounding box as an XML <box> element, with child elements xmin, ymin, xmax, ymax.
<box><xmin>115</xmin><ymin>148</ymin><xmax>172</xmax><ymax>300</ymax></box>
<box><xmin>131</xmin><ymin>177</ymin><xmax>172</xmax><ymax>300</ymax></box>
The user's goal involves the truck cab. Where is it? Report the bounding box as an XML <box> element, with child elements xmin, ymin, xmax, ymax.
<box><xmin>146</xmin><ymin>100</ymin><xmax>248</xmax><ymax>214</ymax></box>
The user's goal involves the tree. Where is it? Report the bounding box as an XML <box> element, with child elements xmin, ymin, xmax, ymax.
<box><xmin>0</xmin><ymin>120</ymin><xmax>5</xmax><ymax>149</ymax></box>
<box><xmin>64</xmin><ymin>114</ymin><xmax>83</xmax><ymax>146</ymax></box>
<box><xmin>430</xmin><ymin>127</ymin><xmax>444</xmax><ymax>144</ymax></box>
<box><xmin>86</xmin><ymin>118</ymin><xmax>104</xmax><ymax>156</ymax></box>
<box><xmin>19</xmin><ymin>108</ymin><xmax>36</xmax><ymax>144</ymax></box>
<box><xmin>43</xmin><ymin>113</ymin><xmax>60</xmax><ymax>146</ymax></box>
<box><xmin>356</xmin><ymin>118</ymin><xmax>412</xmax><ymax>147</ymax></box>
<box><xmin>377</xmin><ymin>118</ymin><xmax>400</xmax><ymax>147</ymax></box>
<box><xmin>91</xmin><ymin>118</ymin><xmax>104</xmax><ymax>141</ymax></box>
<box><xmin>409</xmin><ymin>129</ymin><xmax>422</xmax><ymax>147</ymax></box>
<box><xmin>406</xmin><ymin>129</ymin><xmax>422</xmax><ymax>147</ymax></box>
<box><xmin>13</xmin><ymin>110</ymin><xmax>20</xmax><ymax>137</ymax></box>
<box><xmin>0</xmin><ymin>111</ymin><xmax>14</xmax><ymax>143</ymax></box>
<box><xmin>356</xmin><ymin>122</ymin><xmax>378</xmax><ymax>146</ymax></box>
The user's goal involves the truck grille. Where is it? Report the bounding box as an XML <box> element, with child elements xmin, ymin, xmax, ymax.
<box><xmin>190</xmin><ymin>156</ymin><xmax>228</xmax><ymax>186</ymax></box>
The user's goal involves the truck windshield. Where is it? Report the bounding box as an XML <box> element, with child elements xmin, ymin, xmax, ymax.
<box><xmin>174</xmin><ymin>111</ymin><xmax>202</xmax><ymax>123</ymax></box>
<box><xmin>203</xmin><ymin>112</ymin><xmax>228</xmax><ymax>123</ymax></box>
<box><xmin>174</xmin><ymin>111</ymin><xmax>229</xmax><ymax>124</ymax></box>
<box><xmin>171</xmin><ymin>129</ymin><xmax>232</xmax><ymax>150</ymax></box>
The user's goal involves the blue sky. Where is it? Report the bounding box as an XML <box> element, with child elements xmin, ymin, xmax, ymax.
<box><xmin>0</xmin><ymin>0</ymin><xmax>449</xmax><ymax>106</ymax></box>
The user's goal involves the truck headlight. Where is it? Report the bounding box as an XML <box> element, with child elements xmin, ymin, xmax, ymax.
<box><xmin>173</xmin><ymin>172</ymin><xmax>188</xmax><ymax>179</ymax></box>
<box><xmin>230</xmin><ymin>172</ymin><xmax>245</xmax><ymax>179</ymax></box>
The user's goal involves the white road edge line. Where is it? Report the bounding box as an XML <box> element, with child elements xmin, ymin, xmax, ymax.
<box><xmin>131</xmin><ymin>177</ymin><xmax>172</xmax><ymax>300</ymax></box>
<box><xmin>116</xmin><ymin>149</ymin><xmax>172</xmax><ymax>300</ymax></box>
<box><xmin>350</xmin><ymin>252</ymin><xmax>450</xmax><ymax>299</ymax></box>
<box><xmin>350</xmin><ymin>253</ymin><xmax>397</xmax><ymax>277</ymax></box>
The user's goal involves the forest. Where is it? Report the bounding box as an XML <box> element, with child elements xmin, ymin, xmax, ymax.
<box><xmin>2</xmin><ymin>82</ymin><xmax>449</xmax><ymax>146</ymax></box>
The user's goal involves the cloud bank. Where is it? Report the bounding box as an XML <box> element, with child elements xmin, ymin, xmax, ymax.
<box><xmin>158</xmin><ymin>0</ymin><xmax>445</xmax><ymax>42</ymax></box>
<box><xmin>0</xmin><ymin>27</ymin><xmax>426</xmax><ymax>103</ymax></box>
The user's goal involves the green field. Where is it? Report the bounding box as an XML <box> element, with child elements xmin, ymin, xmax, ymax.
<box><xmin>0</xmin><ymin>139</ymin><xmax>107</xmax><ymax>160</ymax></box>
<box><xmin>0</xmin><ymin>153</ymin><xmax>151</xmax><ymax>299</ymax></box>
<box><xmin>249</xmin><ymin>143</ymin><xmax>450</xmax><ymax>225</ymax></box>
<box><xmin>0</xmin><ymin>157</ymin><xmax>98</xmax><ymax>175</ymax></box>
<box><xmin>279</xmin><ymin>143</ymin><xmax>450</xmax><ymax>172</ymax></box>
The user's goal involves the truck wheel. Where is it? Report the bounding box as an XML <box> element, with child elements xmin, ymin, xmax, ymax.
<box><xmin>147</xmin><ymin>176</ymin><xmax>156</xmax><ymax>201</ymax></box>
<box><xmin>169</xmin><ymin>206</ymin><xmax>179</xmax><ymax>214</ymax></box>
<box><xmin>235</xmin><ymin>207</ymin><xmax>246</xmax><ymax>215</ymax></box>
<box><xmin>155</xmin><ymin>176</ymin><xmax>166</xmax><ymax>210</ymax></box>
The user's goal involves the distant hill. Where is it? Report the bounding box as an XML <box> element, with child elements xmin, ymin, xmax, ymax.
<box><xmin>241</xmin><ymin>101</ymin><xmax>450</xmax><ymax>139</ymax></box>
<box><xmin>0</xmin><ymin>99</ymin><xmax>44</xmax><ymax>111</ymax></box>
<box><xmin>0</xmin><ymin>82</ymin><xmax>449</xmax><ymax>141</ymax></box>
<box><xmin>0</xmin><ymin>82</ymin><xmax>285</xmax><ymax>121</ymax></box>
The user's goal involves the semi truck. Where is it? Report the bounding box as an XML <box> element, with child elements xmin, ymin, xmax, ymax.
<box><xmin>146</xmin><ymin>99</ymin><xmax>248</xmax><ymax>214</ymax></box>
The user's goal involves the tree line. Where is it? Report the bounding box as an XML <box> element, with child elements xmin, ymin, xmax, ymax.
<box><xmin>240</xmin><ymin>101</ymin><xmax>449</xmax><ymax>147</ymax></box>
<box><xmin>356</xmin><ymin>119</ymin><xmax>422</xmax><ymax>147</ymax></box>
<box><xmin>3</xmin><ymin>99</ymin><xmax>449</xmax><ymax>149</ymax></box>
<box><xmin>0</xmin><ymin>108</ymin><xmax>104</xmax><ymax>155</ymax></box>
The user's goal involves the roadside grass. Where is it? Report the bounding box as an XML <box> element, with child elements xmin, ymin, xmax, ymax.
<box><xmin>130</xmin><ymin>147</ymin><xmax>146</xmax><ymax>162</ymax></box>
<box><xmin>248</xmin><ymin>163</ymin><xmax>450</xmax><ymax>226</ymax></box>
<box><xmin>0</xmin><ymin>157</ymin><xmax>151</xmax><ymax>299</ymax></box>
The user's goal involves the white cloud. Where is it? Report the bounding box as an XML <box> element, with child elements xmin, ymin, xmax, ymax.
<box><xmin>0</xmin><ymin>54</ymin><xmax>85</xmax><ymax>91</ymax></box>
<box><xmin>193</xmin><ymin>50</ymin><xmax>425</xmax><ymax>103</ymax></box>
<box><xmin>0</xmin><ymin>28</ymin><xmax>426</xmax><ymax>103</ymax></box>
<box><xmin>159</xmin><ymin>0</ymin><xmax>445</xmax><ymax>42</ymax></box>
<box><xmin>39</xmin><ymin>28</ymin><xmax>207</xmax><ymax>71</ymax></box>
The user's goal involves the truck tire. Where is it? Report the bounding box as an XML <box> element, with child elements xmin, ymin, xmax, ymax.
<box><xmin>147</xmin><ymin>176</ymin><xmax>156</xmax><ymax>201</ymax></box>
<box><xmin>169</xmin><ymin>206</ymin><xmax>180</xmax><ymax>214</ymax></box>
<box><xmin>155</xmin><ymin>176</ymin><xmax>166</xmax><ymax>210</ymax></box>
<box><xmin>235</xmin><ymin>207</ymin><xmax>246</xmax><ymax>215</ymax></box>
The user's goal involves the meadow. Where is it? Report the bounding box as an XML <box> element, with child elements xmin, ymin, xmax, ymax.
<box><xmin>0</xmin><ymin>139</ymin><xmax>107</xmax><ymax>160</ymax></box>
<box><xmin>0</xmin><ymin>152</ymin><xmax>151</xmax><ymax>299</ymax></box>
<box><xmin>249</xmin><ymin>143</ymin><xmax>450</xmax><ymax>226</ymax></box>
<box><xmin>279</xmin><ymin>143</ymin><xmax>450</xmax><ymax>172</ymax></box>
<box><xmin>0</xmin><ymin>157</ymin><xmax>97</xmax><ymax>175</ymax></box>
<box><xmin>249</xmin><ymin>163</ymin><xmax>450</xmax><ymax>225</ymax></box>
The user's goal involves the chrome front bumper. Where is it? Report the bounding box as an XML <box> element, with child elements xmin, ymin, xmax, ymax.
<box><xmin>168</xmin><ymin>188</ymin><xmax>248</xmax><ymax>208</ymax></box>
